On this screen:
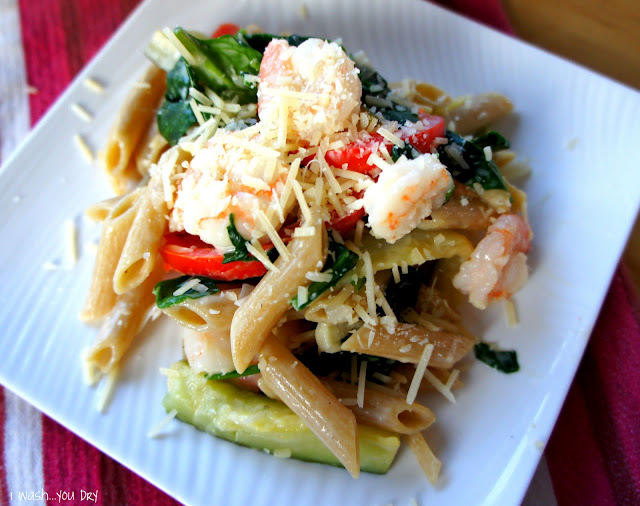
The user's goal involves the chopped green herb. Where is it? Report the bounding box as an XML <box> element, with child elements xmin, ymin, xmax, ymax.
<box><xmin>204</xmin><ymin>364</ymin><xmax>260</xmax><ymax>380</ymax></box>
<box><xmin>474</xmin><ymin>342</ymin><xmax>519</xmax><ymax>373</ymax></box>
<box><xmin>291</xmin><ymin>241</ymin><xmax>359</xmax><ymax>310</ymax></box>
<box><xmin>154</xmin><ymin>275</ymin><xmax>220</xmax><ymax>309</ymax></box>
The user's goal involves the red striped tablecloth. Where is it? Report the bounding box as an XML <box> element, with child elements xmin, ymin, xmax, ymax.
<box><xmin>0</xmin><ymin>0</ymin><xmax>638</xmax><ymax>504</ymax></box>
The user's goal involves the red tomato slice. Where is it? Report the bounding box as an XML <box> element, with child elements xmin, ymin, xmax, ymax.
<box><xmin>324</xmin><ymin>114</ymin><xmax>445</xmax><ymax>173</ymax></box>
<box><xmin>329</xmin><ymin>208</ymin><xmax>366</xmax><ymax>234</ymax></box>
<box><xmin>212</xmin><ymin>23</ymin><xmax>240</xmax><ymax>38</ymax></box>
<box><xmin>160</xmin><ymin>233</ymin><xmax>268</xmax><ymax>281</ymax></box>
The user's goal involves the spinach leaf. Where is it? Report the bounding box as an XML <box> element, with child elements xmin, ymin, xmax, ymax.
<box><xmin>437</xmin><ymin>130</ymin><xmax>510</xmax><ymax>193</ymax></box>
<box><xmin>238</xmin><ymin>32</ymin><xmax>310</xmax><ymax>53</ymax></box>
<box><xmin>204</xmin><ymin>364</ymin><xmax>260</xmax><ymax>380</ymax></box>
<box><xmin>291</xmin><ymin>241</ymin><xmax>359</xmax><ymax>310</ymax></box>
<box><xmin>154</xmin><ymin>275</ymin><xmax>220</xmax><ymax>309</ymax></box>
<box><xmin>222</xmin><ymin>214</ymin><xmax>253</xmax><ymax>263</ymax></box>
<box><xmin>165</xmin><ymin>57</ymin><xmax>197</xmax><ymax>101</ymax></box>
<box><xmin>157</xmin><ymin>100</ymin><xmax>197</xmax><ymax>146</ymax></box>
<box><xmin>157</xmin><ymin>57</ymin><xmax>201</xmax><ymax>145</ymax></box>
<box><xmin>474</xmin><ymin>342</ymin><xmax>519</xmax><ymax>373</ymax></box>
<box><xmin>173</xmin><ymin>28</ymin><xmax>262</xmax><ymax>104</ymax></box>
<box><xmin>357</xmin><ymin>62</ymin><xmax>418</xmax><ymax>123</ymax></box>
<box><xmin>472</xmin><ymin>131</ymin><xmax>511</xmax><ymax>151</ymax></box>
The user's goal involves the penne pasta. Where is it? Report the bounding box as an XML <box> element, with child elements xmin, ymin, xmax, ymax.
<box><xmin>159</xmin><ymin>289</ymin><xmax>241</xmax><ymax>332</ymax></box>
<box><xmin>80</xmin><ymin>188</ymin><xmax>142</xmax><ymax>322</ymax></box>
<box><xmin>84</xmin><ymin>262</ymin><xmax>164</xmax><ymax>373</ymax></box>
<box><xmin>230</xmin><ymin>211</ymin><xmax>326</xmax><ymax>373</ymax></box>
<box><xmin>445</xmin><ymin>92</ymin><xmax>513</xmax><ymax>135</ymax></box>
<box><xmin>403</xmin><ymin>432</ymin><xmax>441</xmax><ymax>485</ymax></box>
<box><xmin>84</xmin><ymin>195</ymin><xmax>122</xmax><ymax>222</ymax></box>
<box><xmin>323</xmin><ymin>378</ymin><xmax>435</xmax><ymax>434</ymax></box>
<box><xmin>135</xmin><ymin>122</ymin><xmax>169</xmax><ymax>178</ymax></box>
<box><xmin>259</xmin><ymin>335</ymin><xmax>360</xmax><ymax>478</ymax></box>
<box><xmin>341</xmin><ymin>323</ymin><xmax>474</xmax><ymax>370</ymax></box>
<box><xmin>99</xmin><ymin>65</ymin><xmax>166</xmax><ymax>194</ymax></box>
<box><xmin>113</xmin><ymin>183</ymin><xmax>167</xmax><ymax>294</ymax></box>
<box><xmin>418</xmin><ymin>182</ymin><xmax>496</xmax><ymax>231</ymax></box>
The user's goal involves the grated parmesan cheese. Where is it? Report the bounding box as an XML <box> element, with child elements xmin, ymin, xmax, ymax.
<box><xmin>147</xmin><ymin>409</ymin><xmax>178</xmax><ymax>438</ymax></box>
<box><xmin>65</xmin><ymin>219</ymin><xmax>78</xmax><ymax>266</ymax></box>
<box><xmin>247</xmin><ymin>242</ymin><xmax>280</xmax><ymax>272</ymax></box>
<box><xmin>406</xmin><ymin>344</ymin><xmax>434</xmax><ymax>405</ymax></box>
<box><xmin>71</xmin><ymin>103</ymin><xmax>93</xmax><ymax>122</ymax></box>
<box><xmin>83</xmin><ymin>77</ymin><xmax>104</xmax><ymax>93</ymax></box>
<box><xmin>423</xmin><ymin>369</ymin><xmax>456</xmax><ymax>403</ymax></box>
<box><xmin>255</xmin><ymin>210</ymin><xmax>291</xmax><ymax>260</ymax></box>
<box><xmin>73</xmin><ymin>134</ymin><xmax>94</xmax><ymax>163</ymax></box>
<box><xmin>297</xmin><ymin>285</ymin><xmax>309</xmax><ymax>306</ymax></box>
<box><xmin>173</xmin><ymin>277</ymin><xmax>200</xmax><ymax>296</ymax></box>
<box><xmin>504</xmin><ymin>299</ymin><xmax>518</xmax><ymax>327</ymax></box>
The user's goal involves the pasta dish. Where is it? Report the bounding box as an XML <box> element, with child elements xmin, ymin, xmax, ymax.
<box><xmin>80</xmin><ymin>24</ymin><xmax>532</xmax><ymax>482</ymax></box>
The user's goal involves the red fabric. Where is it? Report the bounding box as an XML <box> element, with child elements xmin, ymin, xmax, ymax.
<box><xmin>547</xmin><ymin>266</ymin><xmax>640</xmax><ymax>506</ymax></box>
<box><xmin>13</xmin><ymin>0</ymin><xmax>640</xmax><ymax>505</ymax></box>
<box><xmin>0</xmin><ymin>389</ymin><xmax>11</xmax><ymax>505</ymax></box>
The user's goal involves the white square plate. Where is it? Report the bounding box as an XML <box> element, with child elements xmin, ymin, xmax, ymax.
<box><xmin>1</xmin><ymin>0</ymin><xmax>639</xmax><ymax>504</ymax></box>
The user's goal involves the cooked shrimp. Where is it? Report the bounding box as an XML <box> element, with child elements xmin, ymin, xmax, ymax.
<box><xmin>362</xmin><ymin>153</ymin><xmax>453</xmax><ymax>243</ymax></box>
<box><xmin>181</xmin><ymin>291</ymin><xmax>239</xmax><ymax>375</ymax></box>
<box><xmin>258</xmin><ymin>38</ymin><xmax>362</xmax><ymax>144</ymax></box>
<box><xmin>452</xmin><ymin>213</ymin><xmax>532</xmax><ymax>309</ymax></box>
<box><xmin>169</xmin><ymin>129</ymin><xmax>294</xmax><ymax>251</ymax></box>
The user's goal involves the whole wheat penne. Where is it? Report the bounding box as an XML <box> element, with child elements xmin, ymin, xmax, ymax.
<box><xmin>84</xmin><ymin>262</ymin><xmax>164</xmax><ymax>373</ymax></box>
<box><xmin>259</xmin><ymin>335</ymin><xmax>360</xmax><ymax>478</ymax></box>
<box><xmin>403</xmin><ymin>432</ymin><xmax>441</xmax><ymax>485</ymax></box>
<box><xmin>84</xmin><ymin>195</ymin><xmax>123</xmax><ymax>222</ymax></box>
<box><xmin>99</xmin><ymin>65</ymin><xmax>166</xmax><ymax>194</ymax></box>
<box><xmin>113</xmin><ymin>183</ymin><xmax>167</xmax><ymax>294</ymax></box>
<box><xmin>135</xmin><ymin>123</ymin><xmax>169</xmax><ymax>178</ymax></box>
<box><xmin>391</xmin><ymin>364</ymin><xmax>464</xmax><ymax>394</ymax></box>
<box><xmin>341</xmin><ymin>323</ymin><xmax>474</xmax><ymax>369</ymax></box>
<box><xmin>230</xmin><ymin>212</ymin><xmax>326</xmax><ymax>373</ymax></box>
<box><xmin>445</xmin><ymin>92</ymin><xmax>513</xmax><ymax>135</ymax></box>
<box><xmin>323</xmin><ymin>378</ymin><xmax>435</xmax><ymax>434</ymax></box>
<box><xmin>159</xmin><ymin>289</ymin><xmax>241</xmax><ymax>332</ymax></box>
<box><xmin>80</xmin><ymin>188</ymin><xmax>142</xmax><ymax>322</ymax></box>
<box><xmin>419</xmin><ymin>182</ymin><xmax>496</xmax><ymax>231</ymax></box>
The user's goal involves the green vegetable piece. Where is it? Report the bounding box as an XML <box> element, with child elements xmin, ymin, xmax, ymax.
<box><xmin>157</xmin><ymin>100</ymin><xmax>197</xmax><ymax>146</ymax></box>
<box><xmin>474</xmin><ymin>342</ymin><xmax>520</xmax><ymax>373</ymax></box>
<box><xmin>222</xmin><ymin>214</ymin><xmax>254</xmax><ymax>263</ymax></box>
<box><xmin>291</xmin><ymin>241</ymin><xmax>359</xmax><ymax>310</ymax></box>
<box><xmin>351</xmin><ymin>276</ymin><xmax>366</xmax><ymax>291</ymax></box>
<box><xmin>472</xmin><ymin>131</ymin><xmax>511</xmax><ymax>152</ymax></box>
<box><xmin>153</xmin><ymin>275</ymin><xmax>219</xmax><ymax>309</ymax></box>
<box><xmin>204</xmin><ymin>364</ymin><xmax>260</xmax><ymax>381</ymax></box>
<box><xmin>173</xmin><ymin>28</ymin><xmax>262</xmax><ymax>104</ymax></box>
<box><xmin>437</xmin><ymin>130</ymin><xmax>511</xmax><ymax>193</ymax></box>
<box><xmin>163</xmin><ymin>361</ymin><xmax>400</xmax><ymax>474</ymax></box>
